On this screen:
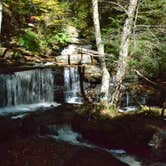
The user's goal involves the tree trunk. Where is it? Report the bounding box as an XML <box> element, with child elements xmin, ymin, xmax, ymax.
<box><xmin>110</xmin><ymin>0</ymin><xmax>139</xmax><ymax>107</ymax></box>
<box><xmin>0</xmin><ymin>0</ymin><xmax>2</xmax><ymax>34</ymax></box>
<box><xmin>92</xmin><ymin>0</ymin><xmax>110</xmax><ymax>105</ymax></box>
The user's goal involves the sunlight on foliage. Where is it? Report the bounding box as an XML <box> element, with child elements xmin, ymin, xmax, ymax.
<box><xmin>31</xmin><ymin>0</ymin><xmax>65</xmax><ymax>27</ymax></box>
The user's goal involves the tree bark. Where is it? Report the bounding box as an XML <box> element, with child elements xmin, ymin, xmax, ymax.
<box><xmin>110</xmin><ymin>0</ymin><xmax>139</xmax><ymax>107</ymax></box>
<box><xmin>0</xmin><ymin>0</ymin><xmax>2</xmax><ymax>34</ymax></box>
<box><xmin>92</xmin><ymin>0</ymin><xmax>110</xmax><ymax>104</ymax></box>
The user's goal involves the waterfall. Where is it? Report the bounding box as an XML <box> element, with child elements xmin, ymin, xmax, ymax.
<box><xmin>0</xmin><ymin>69</ymin><xmax>58</xmax><ymax>113</ymax></box>
<box><xmin>46</xmin><ymin>124</ymin><xmax>142</xmax><ymax>166</ymax></box>
<box><xmin>126</xmin><ymin>91</ymin><xmax>129</xmax><ymax>107</ymax></box>
<box><xmin>64</xmin><ymin>67</ymin><xmax>83</xmax><ymax>104</ymax></box>
<box><xmin>0</xmin><ymin>66</ymin><xmax>85</xmax><ymax>114</ymax></box>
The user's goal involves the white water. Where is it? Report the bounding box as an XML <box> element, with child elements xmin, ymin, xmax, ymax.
<box><xmin>119</xmin><ymin>106</ymin><xmax>138</xmax><ymax>112</ymax></box>
<box><xmin>0</xmin><ymin>69</ymin><xmax>61</xmax><ymax>114</ymax></box>
<box><xmin>64</xmin><ymin>67</ymin><xmax>83</xmax><ymax>104</ymax></box>
<box><xmin>119</xmin><ymin>91</ymin><xmax>139</xmax><ymax>112</ymax></box>
<box><xmin>0</xmin><ymin>67</ymin><xmax>85</xmax><ymax>115</ymax></box>
<box><xmin>47</xmin><ymin>124</ymin><xmax>142</xmax><ymax>166</ymax></box>
<box><xmin>61</xmin><ymin>45</ymin><xmax>77</xmax><ymax>55</ymax></box>
<box><xmin>11</xmin><ymin>113</ymin><xmax>28</xmax><ymax>119</ymax></box>
<box><xmin>0</xmin><ymin>102</ymin><xmax>60</xmax><ymax>115</ymax></box>
<box><xmin>0</xmin><ymin>69</ymin><xmax>54</xmax><ymax>107</ymax></box>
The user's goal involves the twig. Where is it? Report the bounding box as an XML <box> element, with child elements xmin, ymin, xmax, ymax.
<box><xmin>134</xmin><ymin>69</ymin><xmax>157</xmax><ymax>86</ymax></box>
<box><xmin>76</xmin><ymin>47</ymin><xmax>114</xmax><ymax>58</ymax></box>
<box><xmin>136</xmin><ymin>25</ymin><xmax>166</xmax><ymax>29</ymax></box>
<box><xmin>100</xmin><ymin>0</ymin><xmax>128</xmax><ymax>14</ymax></box>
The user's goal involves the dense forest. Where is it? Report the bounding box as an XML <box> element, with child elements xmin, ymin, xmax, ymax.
<box><xmin>0</xmin><ymin>0</ymin><xmax>165</xmax><ymax>165</ymax></box>
<box><xmin>0</xmin><ymin>0</ymin><xmax>165</xmax><ymax>105</ymax></box>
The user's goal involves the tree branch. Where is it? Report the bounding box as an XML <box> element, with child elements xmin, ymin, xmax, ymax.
<box><xmin>76</xmin><ymin>47</ymin><xmax>114</xmax><ymax>58</ymax></box>
<box><xmin>100</xmin><ymin>0</ymin><xmax>128</xmax><ymax>14</ymax></box>
<box><xmin>134</xmin><ymin>69</ymin><xmax>157</xmax><ymax>86</ymax></box>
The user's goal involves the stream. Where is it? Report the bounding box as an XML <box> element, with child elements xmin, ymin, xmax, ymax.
<box><xmin>0</xmin><ymin>66</ymin><xmax>84</xmax><ymax>114</ymax></box>
<box><xmin>0</xmin><ymin>66</ymin><xmax>153</xmax><ymax>115</ymax></box>
<box><xmin>0</xmin><ymin>66</ymin><xmax>163</xmax><ymax>165</ymax></box>
<box><xmin>44</xmin><ymin>124</ymin><xmax>142</xmax><ymax>166</ymax></box>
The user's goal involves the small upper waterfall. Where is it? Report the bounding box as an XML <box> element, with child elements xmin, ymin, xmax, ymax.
<box><xmin>125</xmin><ymin>91</ymin><xmax>129</xmax><ymax>108</ymax></box>
<box><xmin>64</xmin><ymin>67</ymin><xmax>83</xmax><ymax>104</ymax></box>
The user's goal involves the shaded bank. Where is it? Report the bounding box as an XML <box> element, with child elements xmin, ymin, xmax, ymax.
<box><xmin>71</xmin><ymin>108</ymin><xmax>166</xmax><ymax>165</ymax></box>
<box><xmin>0</xmin><ymin>137</ymin><xmax>127</xmax><ymax>166</ymax></box>
<box><xmin>0</xmin><ymin>104</ymin><xmax>127</xmax><ymax>166</ymax></box>
<box><xmin>0</xmin><ymin>103</ymin><xmax>165</xmax><ymax>165</ymax></box>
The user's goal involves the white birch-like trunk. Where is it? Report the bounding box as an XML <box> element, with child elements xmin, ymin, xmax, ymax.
<box><xmin>0</xmin><ymin>0</ymin><xmax>2</xmax><ymax>34</ymax></box>
<box><xmin>110</xmin><ymin>0</ymin><xmax>139</xmax><ymax>106</ymax></box>
<box><xmin>92</xmin><ymin>0</ymin><xmax>110</xmax><ymax>104</ymax></box>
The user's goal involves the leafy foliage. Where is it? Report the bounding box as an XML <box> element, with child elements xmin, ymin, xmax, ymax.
<box><xmin>2</xmin><ymin>0</ymin><xmax>69</xmax><ymax>55</ymax></box>
<box><xmin>18</xmin><ymin>29</ymin><xmax>40</xmax><ymax>52</ymax></box>
<box><xmin>48</xmin><ymin>31</ymin><xmax>71</xmax><ymax>45</ymax></box>
<box><xmin>1</xmin><ymin>0</ymin><xmax>165</xmax><ymax>80</ymax></box>
<box><xmin>129</xmin><ymin>0</ymin><xmax>166</xmax><ymax>78</ymax></box>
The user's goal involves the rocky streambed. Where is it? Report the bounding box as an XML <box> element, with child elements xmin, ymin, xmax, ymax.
<box><xmin>0</xmin><ymin>104</ymin><xmax>165</xmax><ymax>166</ymax></box>
<box><xmin>0</xmin><ymin>104</ymin><xmax>126</xmax><ymax>166</ymax></box>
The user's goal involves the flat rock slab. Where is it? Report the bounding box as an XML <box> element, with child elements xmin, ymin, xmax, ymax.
<box><xmin>56</xmin><ymin>54</ymin><xmax>92</xmax><ymax>65</ymax></box>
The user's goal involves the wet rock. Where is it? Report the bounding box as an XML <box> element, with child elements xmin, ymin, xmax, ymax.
<box><xmin>0</xmin><ymin>117</ymin><xmax>19</xmax><ymax>141</ymax></box>
<box><xmin>61</xmin><ymin>44</ymin><xmax>78</xmax><ymax>56</ymax></box>
<box><xmin>19</xmin><ymin>115</ymin><xmax>40</xmax><ymax>137</ymax></box>
<box><xmin>39</xmin><ymin>125</ymin><xmax>50</xmax><ymax>136</ymax></box>
<box><xmin>0</xmin><ymin>47</ymin><xmax>6</xmax><ymax>56</ymax></box>
<box><xmin>149</xmin><ymin>130</ymin><xmax>166</xmax><ymax>149</ymax></box>
<box><xmin>72</xmin><ymin>112</ymin><xmax>164</xmax><ymax>149</ymax></box>
<box><xmin>0</xmin><ymin>138</ymin><xmax>127</xmax><ymax>166</ymax></box>
<box><xmin>148</xmin><ymin>130</ymin><xmax>166</xmax><ymax>163</ymax></box>
<box><xmin>84</xmin><ymin>65</ymin><xmax>102</xmax><ymax>83</ymax></box>
<box><xmin>65</xmin><ymin>25</ymin><xmax>79</xmax><ymax>44</ymax></box>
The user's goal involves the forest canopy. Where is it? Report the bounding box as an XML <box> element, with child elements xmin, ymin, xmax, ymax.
<box><xmin>0</xmin><ymin>0</ymin><xmax>165</xmax><ymax>80</ymax></box>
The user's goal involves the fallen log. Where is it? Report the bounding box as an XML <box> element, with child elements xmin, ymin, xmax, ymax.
<box><xmin>76</xmin><ymin>47</ymin><xmax>114</xmax><ymax>58</ymax></box>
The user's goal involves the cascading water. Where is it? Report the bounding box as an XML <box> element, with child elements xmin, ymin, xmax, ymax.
<box><xmin>64</xmin><ymin>67</ymin><xmax>83</xmax><ymax>104</ymax></box>
<box><xmin>0</xmin><ymin>69</ymin><xmax>59</xmax><ymax>114</ymax></box>
<box><xmin>46</xmin><ymin>124</ymin><xmax>142</xmax><ymax>166</ymax></box>
<box><xmin>119</xmin><ymin>91</ymin><xmax>138</xmax><ymax>112</ymax></box>
<box><xmin>0</xmin><ymin>66</ymin><xmax>85</xmax><ymax>114</ymax></box>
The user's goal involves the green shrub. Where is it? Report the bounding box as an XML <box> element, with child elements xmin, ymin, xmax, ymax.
<box><xmin>18</xmin><ymin>29</ymin><xmax>41</xmax><ymax>52</ymax></box>
<box><xmin>47</xmin><ymin>30</ymin><xmax>71</xmax><ymax>48</ymax></box>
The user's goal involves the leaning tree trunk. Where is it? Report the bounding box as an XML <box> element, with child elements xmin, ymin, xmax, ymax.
<box><xmin>110</xmin><ymin>0</ymin><xmax>139</xmax><ymax>107</ymax></box>
<box><xmin>92</xmin><ymin>0</ymin><xmax>110</xmax><ymax>105</ymax></box>
<box><xmin>0</xmin><ymin>0</ymin><xmax>2</xmax><ymax>34</ymax></box>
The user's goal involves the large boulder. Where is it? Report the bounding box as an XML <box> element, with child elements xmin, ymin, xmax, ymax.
<box><xmin>65</xmin><ymin>25</ymin><xmax>79</xmax><ymax>43</ymax></box>
<box><xmin>58</xmin><ymin>44</ymin><xmax>94</xmax><ymax>65</ymax></box>
<box><xmin>0</xmin><ymin>137</ymin><xmax>127</xmax><ymax>166</ymax></box>
<box><xmin>0</xmin><ymin>47</ymin><xmax>6</xmax><ymax>56</ymax></box>
<box><xmin>84</xmin><ymin>65</ymin><xmax>102</xmax><ymax>83</ymax></box>
<box><xmin>61</xmin><ymin>44</ymin><xmax>78</xmax><ymax>56</ymax></box>
<box><xmin>149</xmin><ymin>130</ymin><xmax>166</xmax><ymax>149</ymax></box>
